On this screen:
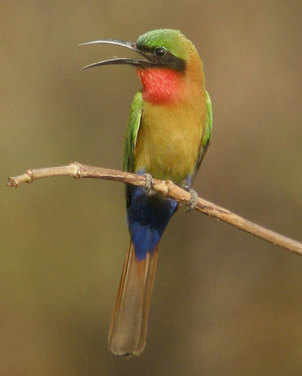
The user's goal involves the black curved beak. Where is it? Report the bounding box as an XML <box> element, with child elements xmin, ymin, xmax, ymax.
<box><xmin>79</xmin><ymin>39</ymin><xmax>154</xmax><ymax>70</ymax></box>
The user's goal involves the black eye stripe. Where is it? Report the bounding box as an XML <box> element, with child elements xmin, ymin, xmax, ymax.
<box><xmin>136</xmin><ymin>43</ymin><xmax>186</xmax><ymax>72</ymax></box>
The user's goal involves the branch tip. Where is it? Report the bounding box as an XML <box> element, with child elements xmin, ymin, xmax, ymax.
<box><xmin>8</xmin><ymin>177</ymin><xmax>18</xmax><ymax>188</ymax></box>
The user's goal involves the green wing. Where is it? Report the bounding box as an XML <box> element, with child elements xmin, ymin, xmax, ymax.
<box><xmin>123</xmin><ymin>92</ymin><xmax>143</xmax><ymax>172</ymax></box>
<box><xmin>202</xmin><ymin>90</ymin><xmax>213</xmax><ymax>149</ymax></box>
<box><xmin>194</xmin><ymin>90</ymin><xmax>213</xmax><ymax>174</ymax></box>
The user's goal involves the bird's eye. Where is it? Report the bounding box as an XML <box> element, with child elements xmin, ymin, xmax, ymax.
<box><xmin>154</xmin><ymin>47</ymin><xmax>167</xmax><ymax>57</ymax></box>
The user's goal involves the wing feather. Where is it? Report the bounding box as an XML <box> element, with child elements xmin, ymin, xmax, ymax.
<box><xmin>193</xmin><ymin>90</ymin><xmax>213</xmax><ymax>176</ymax></box>
<box><xmin>123</xmin><ymin>92</ymin><xmax>143</xmax><ymax>172</ymax></box>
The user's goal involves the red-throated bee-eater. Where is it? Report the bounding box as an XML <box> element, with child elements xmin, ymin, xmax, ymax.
<box><xmin>81</xmin><ymin>29</ymin><xmax>213</xmax><ymax>357</ymax></box>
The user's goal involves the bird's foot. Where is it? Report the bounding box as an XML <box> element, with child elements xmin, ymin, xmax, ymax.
<box><xmin>183</xmin><ymin>185</ymin><xmax>199</xmax><ymax>211</ymax></box>
<box><xmin>144</xmin><ymin>173</ymin><xmax>154</xmax><ymax>196</ymax></box>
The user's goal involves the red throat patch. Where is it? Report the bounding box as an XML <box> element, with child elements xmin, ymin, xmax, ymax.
<box><xmin>137</xmin><ymin>68</ymin><xmax>184</xmax><ymax>105</ymax></box>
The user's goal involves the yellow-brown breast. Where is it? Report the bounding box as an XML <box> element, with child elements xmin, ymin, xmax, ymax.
<box><xmin>134</xmin><ymin>90</ymin><xmax>206</xmax><ymax>184</ymax></box>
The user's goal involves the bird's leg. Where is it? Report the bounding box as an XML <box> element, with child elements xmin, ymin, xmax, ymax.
<box><xmin>187</xmin><ymin>188</ymin><xmax>199</xmax><ymax>210</ymax></box>
<box><xmin>183</xmin><ymin>175</ymin><xmax>199</xmax><ymax>210</ymax></box>
<box><xmin>183</xmin><ymin>185</ymin><xmax>198</xmax><ymax>210</ymax></box>
<box><xmin>144</xmin><ymin>173</ymin><xmax>154</xmax><ymax>196</ymax></box>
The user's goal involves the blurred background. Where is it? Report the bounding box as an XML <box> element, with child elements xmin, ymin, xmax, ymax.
<box><xmin>1</xmin><ymin>1</ymin><xmax>302</xmax><ymax>375</ymax></box>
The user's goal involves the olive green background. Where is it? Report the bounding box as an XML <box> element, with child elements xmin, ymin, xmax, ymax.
<box><xmin>2</xmin><ymin>1</ymin><xmax>302</xmax><ymax>375</ymax></box>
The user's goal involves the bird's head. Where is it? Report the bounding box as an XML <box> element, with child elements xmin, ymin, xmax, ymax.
<box><xmin>80</xmin><ymin>29</ymin><xmax>203</xmax><ymax>104</ymax></box>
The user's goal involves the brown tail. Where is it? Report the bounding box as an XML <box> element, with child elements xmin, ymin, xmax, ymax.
<box><xmin>108</xmin><ymin>242</ymin><xmax>159</xmax><ymax>356</ymax></box>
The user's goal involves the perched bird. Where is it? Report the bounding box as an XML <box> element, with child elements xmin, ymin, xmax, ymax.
<box><xmin>81</xmin><ymin>29</ymin><xmax>213</xmax><ymax>357</ymax></box>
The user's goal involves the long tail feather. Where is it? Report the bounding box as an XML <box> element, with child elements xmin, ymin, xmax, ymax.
<box><xmin>108</xmin><ymin>242</ymin><xmax>159</xmax><ymax>356</ymax></box>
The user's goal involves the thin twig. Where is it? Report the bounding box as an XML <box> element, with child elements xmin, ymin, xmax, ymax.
<box><xmin>8</xmin><ymin>161</ymin><xmax>302</xmax><ymax>255</ymax></box>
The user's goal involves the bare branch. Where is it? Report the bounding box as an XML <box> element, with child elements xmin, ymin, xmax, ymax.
<box><xmin>8</xmin><ymin>161</ymin><xmax>302</xmax><ymax>255</ymax></box>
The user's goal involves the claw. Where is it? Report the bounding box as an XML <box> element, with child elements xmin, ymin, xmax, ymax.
<box><xmin>183</xmin><ymin>186</ymin><xmax>199</xmax><ymax>211</ymax></box>
<box><xmin>144</xmin><ymin>173</ymin><xmax>153</xmax><ymax>195</ymax></box>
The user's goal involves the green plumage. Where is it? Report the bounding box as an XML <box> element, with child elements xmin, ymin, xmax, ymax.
<box><xmin>123</xmin><ymin>92</ymin><xmax>143</xmax><ymax>172</ymax></box>
<box><xmin>136</xmin><ymin>29</ymin><xmax>188</xmax><ymax>60</ymax></box>
<box><xmin>203</xmin><ymin>90</ymin><xmax>213</xmax><ymax>148</ymax></box>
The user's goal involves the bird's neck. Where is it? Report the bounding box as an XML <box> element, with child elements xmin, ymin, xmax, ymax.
<box><xmin>137</xmin><ymin>68</ymin><xmax>185</xmax><ymax>105</ymax></box>
<box><xmin>137</xmin><ymin>57</ymin><xmax>204</xmax><ymax>106</ymax></box>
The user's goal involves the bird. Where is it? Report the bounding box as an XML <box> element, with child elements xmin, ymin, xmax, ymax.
<box><xmin>80</xmin><ymin>29</ymin><xmax>213</xmax><ymax>357</ymax></box>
